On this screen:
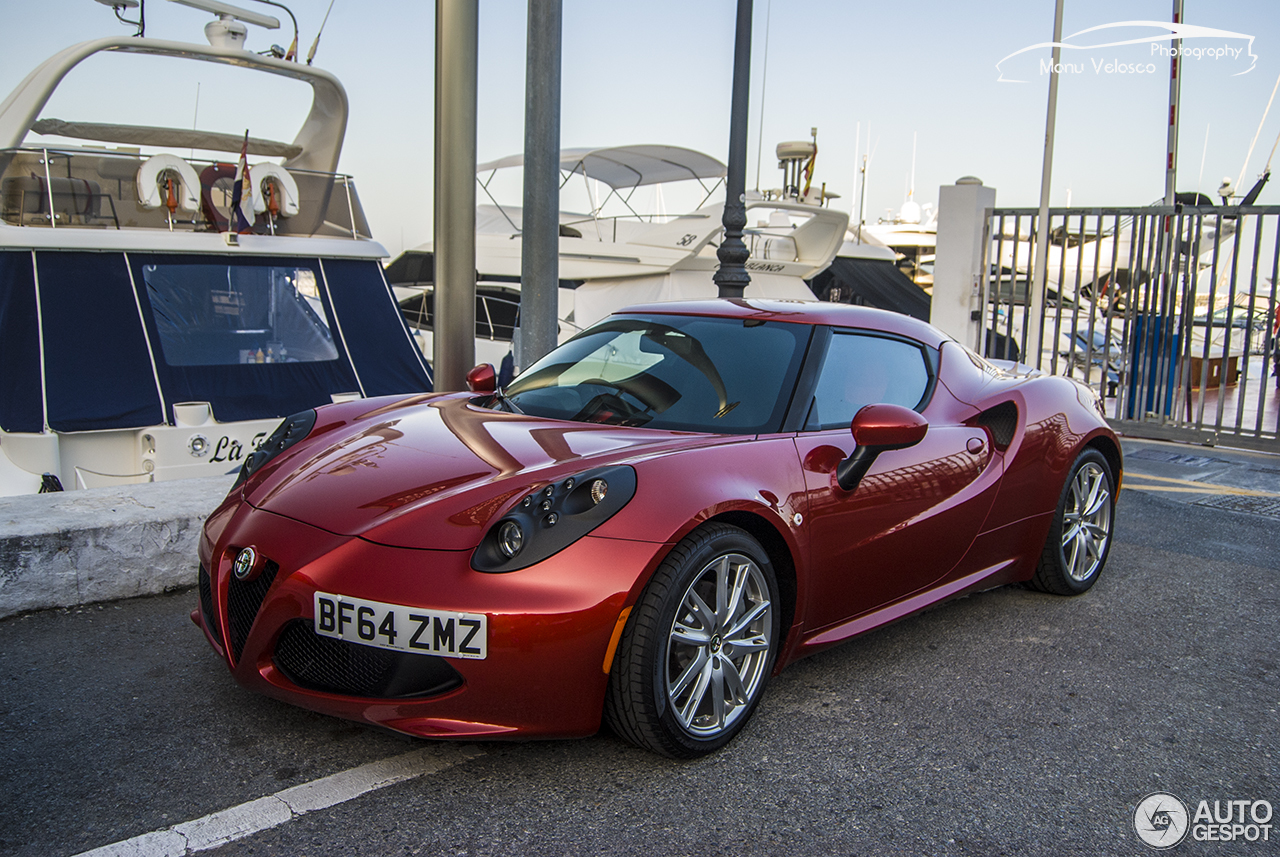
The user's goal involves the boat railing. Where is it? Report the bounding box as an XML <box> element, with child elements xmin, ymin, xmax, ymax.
<box><xmin>399</xmin><ymin>288</ymin><xmax>581</xmax><ymax>343</ymax></box>
<box><xmin>0</xmin><ymin>146</ymin><xmax>372</xmax><ymax>240</ymax></box>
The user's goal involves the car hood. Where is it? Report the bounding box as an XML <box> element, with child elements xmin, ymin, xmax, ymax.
<box><xmin>247</xmin><ymin>395</ymin><xmax>726</xmax><ymax>550</ymax></box>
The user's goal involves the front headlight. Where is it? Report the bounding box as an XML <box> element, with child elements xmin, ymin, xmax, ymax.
<box><xmin>231</xmin><ymin>409</ymin><xmax>318</xmax><ymax>490</ymax></box>
<box><xmin>472</xmin><ymin>465</ymin><xmax>637</xmax><ymax>572</ymax></box>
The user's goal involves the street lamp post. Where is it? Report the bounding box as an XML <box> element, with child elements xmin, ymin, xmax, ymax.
<box><xmin>713</xmin><ymin>0</ymin><xmax>753</xmax><ymax>299</ymax></box>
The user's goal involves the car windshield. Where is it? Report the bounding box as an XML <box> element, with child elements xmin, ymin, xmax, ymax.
<box><xmin>500</xmin><ymin>314</ymin><xmax>811</xmax><ymax>433</ymax></box>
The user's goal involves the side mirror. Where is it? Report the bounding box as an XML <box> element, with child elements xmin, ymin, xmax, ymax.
<box><xmin>836</xmin><ymin>404</ymin><xmax>928</xmax><ymax>492</ymax></box>
<box><xmin>466</xmin><ymin>363</ymin><xmax>497</xmax><ymax>394</ymax></box>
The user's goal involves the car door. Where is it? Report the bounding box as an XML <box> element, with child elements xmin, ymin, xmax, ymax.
<box><xmin>792</xmin><ymin>329</ymin><xmax>1003</xmax><ymax>636</ymax></box>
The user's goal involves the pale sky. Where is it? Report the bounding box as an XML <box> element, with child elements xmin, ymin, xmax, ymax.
<box><xmin>3</xmin><ymin>0</ymin><xmax>1277</xmax><ymax>258</ymax></box>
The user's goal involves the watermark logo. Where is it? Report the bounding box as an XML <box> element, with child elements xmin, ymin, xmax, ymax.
<box><xmin>1190</xmin><ymin>799</ymin><xmax>1274</xmax><ymax>844</ymax></box>
<box><xmin>997</xmin><ymin>21</ymin><xmax>1256</xmax><ymax>83</ymax></box>
<box><xmin>1134</xmin><ymin>794</ymin><xmax>1275</xmax><ymax>848</ymax></box>
<box><xmin>1135</xmin><ymin>793</ymin><xmax>1190</xmax><ymax>849</ymax></box>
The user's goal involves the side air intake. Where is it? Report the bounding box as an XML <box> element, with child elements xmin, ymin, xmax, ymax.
<box><xmin>976</xmin><ymin>401</ymin><xmax>1018</xmax><ymax>450</ymax></box>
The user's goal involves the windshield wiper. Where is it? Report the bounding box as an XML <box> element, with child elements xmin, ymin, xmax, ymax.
<box><xmin>490</xmin><ymin>387</ymin><xmax>524</xmax><ymax>414</ymax></box>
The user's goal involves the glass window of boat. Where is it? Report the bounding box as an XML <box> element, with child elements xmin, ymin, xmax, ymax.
<box><xmin>140</xmin><ymin>261</ymin><xmax>339</xmax><ymax>366</ymax></box>
<box><xmin>501</xmin><ymin>314</ymin><xmax>809</xmax><ymax>433</ymax></box>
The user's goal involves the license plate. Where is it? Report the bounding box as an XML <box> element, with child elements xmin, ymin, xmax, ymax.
<box><xmin>313</xmin><ymin>592</ymin><xmax>487</xmax><ymax>660</ymax></box>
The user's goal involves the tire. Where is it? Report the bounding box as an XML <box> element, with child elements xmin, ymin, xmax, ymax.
<box><xmin>1029</xmin><ymin>448</ymin><xmax>1116</xmax><ymax>595</ymax></box>
<box><xmin>605</xmin><ymin>523</ymin><xmax>781</xmax><ymax>758</ymax></box>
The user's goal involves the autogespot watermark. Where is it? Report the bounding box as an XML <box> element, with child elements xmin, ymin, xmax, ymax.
<box><xmin>997</xmin><ymin>21</ymin><xmax>1256</xmax><ymax>83</ymax></box>
<box><xmin>1134</xmin><ymin>792</ymin><xmax>1274</xmax><ymax>849</ymax></box>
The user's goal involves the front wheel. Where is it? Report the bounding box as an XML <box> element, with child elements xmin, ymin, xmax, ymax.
<box><xmin>605</xmin><ymin>523</ymin><xmax>781</xmax><ymax>758</ymax></box>
<box><xmin>1029</xmin><ymin>448</ymin><xmax>1116</xmax><ymax>595</ymax></box>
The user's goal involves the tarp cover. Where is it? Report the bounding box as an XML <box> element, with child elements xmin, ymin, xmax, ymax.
<box><xmin>321</xmin><ymin>258</ymin><xmax>433</xmax><ymax>395</ymax></box>
<box><xmin>808</xmin><ymin>257</ymin><xmax>932</xmax><ymax>321</ymax></box>
<box><xmin>383</xmin><ymin>251</ymin><xmax>434</xmax><ymax>286</ymax></box>
<box><xmin>37</xmin><ymin>252</ymin><xmax>166</xmax><ymax>431</ymax></box>
<box><xmin>130</xmin><ymin>254</ymin><xmax>363</xmax><ymax>423</ymax></box>
<box><xmin>2</xmin><ymin>252</ymin><xmax>432</xmax><ymax>434</ymax></box>
<box><xmin>0</xmin><ymin>252</ymin><xmax>44</xmax><ymax>432</ymax></box>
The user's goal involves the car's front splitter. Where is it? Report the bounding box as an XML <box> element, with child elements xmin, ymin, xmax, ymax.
<box><xmin>197</xmin><ymin>503</ymin><xmax>669</xmax><ymax>739</ymax></box>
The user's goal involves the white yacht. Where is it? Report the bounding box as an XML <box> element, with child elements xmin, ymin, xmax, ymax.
<box><xmin>0</xmin><ymin>4</ymin><xmax>430</xmax><ymax>495</ymax></box>
<box><xmin>387</xmin><ymin>142</ymin><xmax>849</xmax><ymax>366</ymax></box>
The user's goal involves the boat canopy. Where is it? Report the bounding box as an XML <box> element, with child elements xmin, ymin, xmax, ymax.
<box><xmin>477</xmin><ymin>145</ymin><xmax>726</xmax><ymax>191</ymax></box>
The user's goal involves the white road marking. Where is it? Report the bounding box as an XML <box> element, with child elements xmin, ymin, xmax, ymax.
<box><xmin>72</xmin><ymin>745</ymin><xmax>484</xmax><ymax>857</ymax></box>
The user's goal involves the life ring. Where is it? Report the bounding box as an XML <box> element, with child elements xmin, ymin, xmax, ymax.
<box><xmin>137</xmin><ymin>154</ymin><xmax>201</xmax><ymax>213</ymax></box>
<box><xmin>251</xmin><ymin>163</ymin><xmax>300</xmax><ymax>218</ymax></box>
<box><xmin>199</xmin><ymin>162</ymin><xmax>238</xmax><ymax>232</ymax></box>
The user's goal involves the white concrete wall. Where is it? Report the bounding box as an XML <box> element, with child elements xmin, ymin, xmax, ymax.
<box><xmin>0</xmin><ymin>475</ymin><xmax>234</xmax><ymax>618</ymax></box>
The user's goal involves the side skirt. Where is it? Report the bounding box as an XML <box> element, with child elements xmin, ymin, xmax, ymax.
<box><xmin>798</xmin><ymin>560</ymin><xmax>1018</xmax><ymax>653</ymax></box>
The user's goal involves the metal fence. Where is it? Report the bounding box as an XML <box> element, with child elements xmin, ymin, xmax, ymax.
<box><xmin>980</xmin><ymin>205</ymin><xmax>1280</xmax><ymax>452</ymax></box>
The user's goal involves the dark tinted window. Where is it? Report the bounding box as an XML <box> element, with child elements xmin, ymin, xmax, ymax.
<box><xmin>141</xmin><ymin>262</ymin><xmax>338</xmax><ymax>366</ymax></box>
<box><xmin>504</xmin><ymin>314</ymin><xmax>810</xmax><ymax>433</ymax></box>
<box><xmin>804</xmin><ymin>331</ymin><xmax>930</xmax><ymax>430</ymax></box>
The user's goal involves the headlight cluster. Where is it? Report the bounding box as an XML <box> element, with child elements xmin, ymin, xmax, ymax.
<box><xmin>232</xmin><ymin>409</ymin><xmax>318</xmax><ymax>490</ymax></box>
<box><xmin>472</xmin><ymin>465</ymin><xmax>637</xmax><ymax>573</ymax></box>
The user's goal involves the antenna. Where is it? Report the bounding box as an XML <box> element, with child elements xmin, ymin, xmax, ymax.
<box><xmin>851</xmin><ymin>120</ymin><xmax>860</xmax><ymax>219</ymax></box>
<box><xmin>95</xmin><ymin>0</ymin><xmax>144</xmax><ymax>36</ymax></box>
<box><xmin>249</xmin><ymin>0</ymin><xmax>299</xmax><ymax>60</ymax></box>
<box><xmin>306</xmin><ymin>0</ymin><xmax>337</xmax><ymax>65</ymax></box>
<box><xmin>909</xmin><ymin>131</ymin><xmax>917</xmax><ymax>201</ymax></box>
<box><xmin>752</xmin><ymin>0</ymin><xmax>773</xmax><ymax>191</ymax></box>
<box><xmin>1233</xmin><ymin>72</ymin><xmax>1280</xmax><ymax>198</ymax></box>
<box><xmin>1196</xmin><ymin>123</ymin><xmax>1209</xmax><ymax>198</ymax></box>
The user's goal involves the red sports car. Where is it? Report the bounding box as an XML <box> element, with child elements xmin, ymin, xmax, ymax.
<box><xmin>195</xmin><ymin>299</ymin><xmax>1120</xmax><ymax>758</ymax></box>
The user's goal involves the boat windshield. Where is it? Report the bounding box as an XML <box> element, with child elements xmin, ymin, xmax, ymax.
<box><xmin>501</xmin><ymin>314</ymin><xmax>810</xmax><ymax>433</ymax></box>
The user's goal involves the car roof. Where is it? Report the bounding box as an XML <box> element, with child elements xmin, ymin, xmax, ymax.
<box><xmin>615</xmin><ymin>299</ymin><xmax>951</xmax><ymax>348</ymax></box>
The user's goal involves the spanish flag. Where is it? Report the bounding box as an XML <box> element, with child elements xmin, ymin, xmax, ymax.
<box><xmin>802</xmin><ymin>143</ymin><xmax>818</xmax><ymax>199</ymax></box>
<box><xmin>230</xmin><ymin>130</ymin><xmax>255</xmax><ymax>234</ymax></box>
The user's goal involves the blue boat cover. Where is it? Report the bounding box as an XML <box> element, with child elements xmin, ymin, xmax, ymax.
<box><xmin>0</xmin><ymin>250</ymin><xmax>433</xmax><ymax>434</ymax></box>
<box><xmin>38</xmin><ymin>251</ymin><xmax>166</xmax><ymax>431</ymax></box>
<box><xmin>321</xmin><ymin>258</ymin><xmax>433</xmax><ymax>395</ymax></box>
<box><xmin>131</xmin><ymin>254</ymin><xmax>364</xmax><ymax>423</ymax></box>
<box><xmin>0</xmin><ymin>252</ymin><xmax>43</xmax><ymax>432</ymax></box>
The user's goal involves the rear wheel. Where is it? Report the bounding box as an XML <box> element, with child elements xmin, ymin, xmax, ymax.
<box><xmin>1029</xmin><ymin>448</ymin><xmax>1115</xmax><ymax>595</ymax></box>
<box><xmin>605</xmin><ymin>523</ymin><xmax>780</xmax><ymax>758</ymax></box>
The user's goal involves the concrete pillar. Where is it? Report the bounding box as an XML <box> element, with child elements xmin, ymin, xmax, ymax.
<box><xmin>932</xmin><ymin>177</ymin><xmax>995</xmax><ymax>350</ymax></box>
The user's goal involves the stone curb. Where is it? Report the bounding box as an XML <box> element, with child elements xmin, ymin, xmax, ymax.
<box><xmin>0</xmin><ymin>475</ymin><xmax>235</xmax><ymax>619</ymax></box>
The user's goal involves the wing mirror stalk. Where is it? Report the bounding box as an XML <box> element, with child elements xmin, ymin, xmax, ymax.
<box><xmin>836</xmin><ymin>404</ymin><xmax>929</xmax><ymax>492</ymax></box>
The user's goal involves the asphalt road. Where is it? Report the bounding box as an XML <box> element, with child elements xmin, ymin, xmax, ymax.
<box><xmin>2</xmin><ymin>440</ymin><xmax>1277</xmax><ymax>857</ymax></box>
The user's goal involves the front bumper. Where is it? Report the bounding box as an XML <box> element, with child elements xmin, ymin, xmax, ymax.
<box><xmin>196</xmin><ymin>500</ymin><xmax>667</xmax><ymax>738</ymax></box>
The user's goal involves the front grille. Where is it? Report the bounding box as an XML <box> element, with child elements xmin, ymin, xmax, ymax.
<box><xmin>227</xmin><ymin>560</ymin><xmax>280</xmax><ymax>662</ymax></box>
<box><xmin>273</xmin><ymin>619</ymin><xmax>464</xmax><ymax>699</ymax></box>
<box><xmin>198</xmin><ymin>564</ymin><xmax>221</xmax><ymax>641</ymax></box>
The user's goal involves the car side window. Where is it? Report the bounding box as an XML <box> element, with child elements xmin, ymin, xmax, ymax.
<box><xmin>804</xmin><ymin>331</ymin><xmax>931</xmax><ymax>431</ymax></box>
